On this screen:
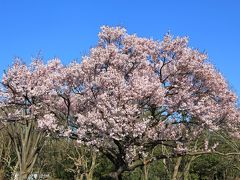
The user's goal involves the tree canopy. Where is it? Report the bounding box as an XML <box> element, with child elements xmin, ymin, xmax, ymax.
<box><xmin>0</xmin><ymin>26</ymin><xmax>240</xmax><ymax>179</ymax></box>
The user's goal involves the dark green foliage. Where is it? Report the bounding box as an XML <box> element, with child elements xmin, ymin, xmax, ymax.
<box><xmin>93</xmin><ymin>156</ymin><xmax>113</xmax><ymax>179</ymax></box>
<box><xmin>0</xmin><ymin>128</ymin><xmax>240</xmax><ymax>179</ymax></box>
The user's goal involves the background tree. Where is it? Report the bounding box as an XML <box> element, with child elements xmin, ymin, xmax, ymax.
<box><xmin>0</xmin><ymin>59</ymin><xmax>64</xmax><ymax>179</ymax></box>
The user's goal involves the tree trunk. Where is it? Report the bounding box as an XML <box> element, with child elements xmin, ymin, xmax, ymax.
<box><xmin>76</xmin><ymin>174</ymin><xmax>84</xmax><ymax>180</ymax></box>
<box><xmin>172</xmin><ymin>157</ymin><xmax>182</xmax><ymax>180</ymax></box>
<box><xmin>107</xmin><ymin>166</ymin><xmax>125</xmax><ymax>180</ymax></box>
<box><xmin>86</xmin><ymin>151</ymin><xmax>97</xmax><ymax>180</ymax></box>
<box><xmin>183</xmin><ymin>156</ymin><xmax>196</xmax><ymax>180</ymax></box>
<box><xmin>8</xmin><ymin>121</ymin><xmax>44</xmax><ymax>180</ymax></box>
<box><xmin>143</xmin><ymin>158</ymin><xmax>149</xmax><ymax>180</ymax></box>
<box><xmin>0</xmin><ymin>168</ymin><xmax>5</xmax><ymax>180</ymax></box>
<box><xmin>17</xmin><ymin>172</ymin><xmax>28</xmax><ymax>180</ymax></box>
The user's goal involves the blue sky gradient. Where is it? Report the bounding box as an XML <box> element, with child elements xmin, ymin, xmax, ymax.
<box><xmin>0</xmin><ymin>0</ymin><xmax>239</xmax><ymax>96</ymax></box>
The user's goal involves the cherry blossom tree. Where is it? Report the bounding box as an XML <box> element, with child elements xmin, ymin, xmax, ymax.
<box><xmin>60</xmin><ymin>26</ymin><xmax>239</xmax><ymax>179</ymax></box>
<box><xmin>1</xmin><ymin>26</ymin><xmax>239</xmax><ymax>179</ymax></box>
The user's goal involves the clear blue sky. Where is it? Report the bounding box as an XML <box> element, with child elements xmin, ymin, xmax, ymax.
<box><xmin>0</xmin><ymin>0</ymin><xmax>240</xmax><ymax>96</ymax></box>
